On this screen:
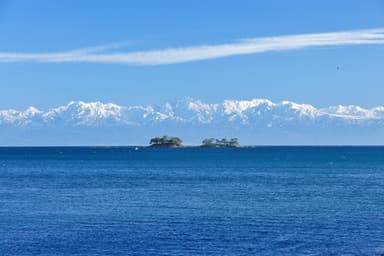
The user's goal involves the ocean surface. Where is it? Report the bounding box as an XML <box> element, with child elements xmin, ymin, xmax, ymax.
<box><xmin>0</xmin><ymin>147</ymin><xmax>384</xmax><ymax>256</ymax></box>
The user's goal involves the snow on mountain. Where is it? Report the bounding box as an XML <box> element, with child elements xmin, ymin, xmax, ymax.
<box><xmin>159</xmin><ymin>98</ymin><xmax>219</xmax><ymax>124</ymax></box>
<box><xmin>0</xmin><ymin>106</ymin><xmax>43</xmax><ymax>126</ymax></box>
<box><xmin>42</xmin><ymin>101</ymin><xmax>124</xmax><ymax>126</ymax></box>
<box><xmin>320</xmin><ymin>105</ymin><xmax>375</xmax><ymax>119</ymax></box>
<box><xmin>1</xmin><ymin>98</ymin><xmax>383</xmax><ymax>128</ymax></box>
<box><xmin>221</xmin><ymin>99</ymin><xmax>274</xmax><ymax>123</ymax></box>
<box><xmin>372</xmin><ymin>107</ymin><xmax>384</xmax><ymax>119</ymax></box>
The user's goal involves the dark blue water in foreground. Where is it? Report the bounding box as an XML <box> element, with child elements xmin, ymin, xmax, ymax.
<box><xmin>1</xmin><ymin>147</ymin><xmax>384</xmax><ymax>255</ymax></box>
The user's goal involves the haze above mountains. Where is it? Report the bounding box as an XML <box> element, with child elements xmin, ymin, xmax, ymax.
<box><xmin>1</xmin><ymin>98</ymin><xmax>383</xmax><ymax>145</ymax></box>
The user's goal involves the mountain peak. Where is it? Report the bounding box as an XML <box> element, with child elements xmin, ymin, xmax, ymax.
<box><xmin>0</xmin><ymin>98</ymin><xmax>382</xmax><ymax>127</ymax></box>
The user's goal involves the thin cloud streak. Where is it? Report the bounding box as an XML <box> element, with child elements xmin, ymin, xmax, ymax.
<box><xmin>1</xmin><ymin>28</ymin><xmax>384</xmax><ymax>65</ymax></box>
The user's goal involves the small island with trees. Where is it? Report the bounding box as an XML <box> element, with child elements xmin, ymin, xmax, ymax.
<box><xmin>200</xmin><ymin>138</ymin><xmax>240</xmax><ymax>148</ymax></box>
<box><xmin>149</xmin><ymin>136</ymin><xmax>183</xmax><ymax>148</ymax></box>
<box><xmin>148</xmin><ymin>136</ymin><xmax>241</xmax><ymax>148</ymax></box>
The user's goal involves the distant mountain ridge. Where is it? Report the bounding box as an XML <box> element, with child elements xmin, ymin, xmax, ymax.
<box><xmin>1</xmin><ymin>98</ymin><xmax>384</xmax><ymax>145</ymax></box>
<box><xmin>1</xmin><ymin>98</ymin><xmax>384</xmax><ymax>126</ymax></box>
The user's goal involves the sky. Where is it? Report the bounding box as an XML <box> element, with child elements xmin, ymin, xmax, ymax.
<box><xmin>0</xmin><ymin>0</ymin><xmax>384</xmax><ymax>110</ymax></box>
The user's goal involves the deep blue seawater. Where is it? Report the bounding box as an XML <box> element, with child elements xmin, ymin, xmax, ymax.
<box><xmin>0</xmin><ymin>147</ymin><xmax>384</xmax><ymax>256</ymax></box>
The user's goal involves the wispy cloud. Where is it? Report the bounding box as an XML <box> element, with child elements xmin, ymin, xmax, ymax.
<box><xmin>1</xmin><ymin>28</ymin><xmax>384</xmax><ymax>65</ymax></box>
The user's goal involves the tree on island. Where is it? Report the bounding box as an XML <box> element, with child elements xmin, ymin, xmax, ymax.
<box><xmin>216</xmin><ymin>138</ymin><xmax>227</xmax><ymax>146</ymax></box>
<box><xmin>202</xmin><ymin>138</ymin><xmax>216</xmax><ymax>146</ymax></box>
<box><xmin>229</xmin><ymin>138</ymin><xmax>240</xmax><ymax>147</ymax></box>
<box><xmin>201</xmin><ymin>137</ymin><xmax>240</xmax><ymax>148</ymax></box>
<box><xmin>149</xmin><ymin>136</ymin><xmax>183</xmax><ymax>147</ymax></box>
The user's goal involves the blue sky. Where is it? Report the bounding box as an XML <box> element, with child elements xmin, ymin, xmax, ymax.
<box><xmin>0</xmin><ymin>0</ymin><xmax>384</xmax><ymax>109</ymax></box>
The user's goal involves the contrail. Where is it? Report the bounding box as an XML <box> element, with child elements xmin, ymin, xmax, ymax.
<box><xmin>0</xmin><ymin>28</ymin><xmax>383</xmax><ymax>65</ymax></box>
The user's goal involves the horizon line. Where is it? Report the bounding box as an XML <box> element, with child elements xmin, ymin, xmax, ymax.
<box><xmin>1</xmin><ymin>145</ymin><xmax>384</xmax><ymax>148</ymax></box>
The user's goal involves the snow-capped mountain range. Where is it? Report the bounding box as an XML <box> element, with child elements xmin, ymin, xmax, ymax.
<box><xmin>1</xmin><ymin>98</ymin><xmax>383</xmax><ymax>145</ymax></box>
<box><xmin>1</xmin><ymin>98</ymin><xmax>384</xmax><ymax>126</ymax></box>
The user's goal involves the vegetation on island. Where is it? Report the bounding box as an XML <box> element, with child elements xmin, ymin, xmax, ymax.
<box><xmin>148</xmin><ymin>136</ymin><xmax>241</xmax><ymax>148</ymax></box>
<box><xmin>149</xmin><ymin>136</ymin><xmax>183</xmax><ymax>148</ymax></box>
<box><xmin>201</xmin><ymin>138</ymin><xmax>240</xmax><ymax>148</ymax></box>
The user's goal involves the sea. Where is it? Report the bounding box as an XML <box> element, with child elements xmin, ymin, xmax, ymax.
<box><xmin>0</xmin><ymin>146</ymin><xmax>383</xmax><ymax>256</ymax></box>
